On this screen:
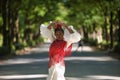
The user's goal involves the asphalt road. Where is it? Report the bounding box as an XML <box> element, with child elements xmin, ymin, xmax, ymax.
<box><xmin>0</xmin><ymin>43</ymin><xmax>120</xmax><ymax>80</ymax></box>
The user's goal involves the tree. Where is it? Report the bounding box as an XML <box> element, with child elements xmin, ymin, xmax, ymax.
<box><xmin>1</xmin><ymin>0</ymin><xmax>22</xmax><ymax>54</ymax></box>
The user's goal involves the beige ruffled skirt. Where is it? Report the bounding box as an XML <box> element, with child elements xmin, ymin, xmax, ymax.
<box><xmin>47</xmin><ymin>63</ymin><xmax>65</xmax><ymax>80</ymax></box>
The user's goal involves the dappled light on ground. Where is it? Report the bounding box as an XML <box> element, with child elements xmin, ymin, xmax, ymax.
<box><xmin>0</xmin><ymin>74</ymin><xmax>120</xmax><ymax>80</ymax></box>
<box><xmin>66</xmin><ymin>75</ymin><xmax>120</xmax><ymax>80</ymax></box>
<box><xmin>74</xmin><ymin>46</ymin><xmax>97</xmax><ymax>52</ymax></box>
<box><xmin>0</xmin><ymin>74</ymin><xmax>47</xmax><ymax>79</ymax></box>
<box><xmin>0</xmin><ymin>58</ymin><xmax>49</xmax><ymax>65</ymax></box>
<box><xmin>87</xmin><ymin>75</ymin><xmax>120</xmax><ymax>80</ymax></box>
<box><xmin>65</xmin><ymin>56</ymin><xmax>117</xmax><ymax>62</ymax></box>
<box><xmin>15</xmin><ymin>43</ymin><xmax>98</xmax><ymax>55</ymax></box>
<box><xmin>0</xmin><ymin>55</ymin><xmax>117</xmax><ymax>66</ymax></box>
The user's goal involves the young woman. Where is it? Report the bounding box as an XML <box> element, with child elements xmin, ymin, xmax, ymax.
<box><xmin>40</xmin><ymin>20</ymin><xmax>80</xmax><ymax>80</ymax></box>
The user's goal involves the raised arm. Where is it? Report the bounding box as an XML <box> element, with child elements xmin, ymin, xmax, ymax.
<box><xmin>61</xmin><ymin>22</ymin><xmax>74</xmax><ymax>33</ymax></box>
<box><xmin>40</xmin><ymin>23</ymin><xmax>55</xmax><ymax>42</ymax></box>
<box><xmin>61</xmin><ymin>22</ymin><xmax>81</xmax><ymax>47</ymax></box>
<box><xmin>47</xmin><ymin>21</ymin><xmax>55</xmax><ymax>29</ymax></box>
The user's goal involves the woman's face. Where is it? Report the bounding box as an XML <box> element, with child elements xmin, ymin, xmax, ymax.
<box><xmin>55</xmin><ymin>30</ymin><xmax>64</xmax><ymax>40</ymax></box>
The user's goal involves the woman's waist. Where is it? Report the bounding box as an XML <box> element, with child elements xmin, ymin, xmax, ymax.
<box><xmin>50</xmin><ymin>56</ymin><xmax>64</xmax><ymax>61</ymax></box>
<box><xmin>48</xmin><ymin>59</ymin><xmax>65</xmax><ymax>68</ymax></box>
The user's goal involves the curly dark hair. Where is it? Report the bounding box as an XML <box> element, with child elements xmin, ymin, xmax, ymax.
<box><xmin>54</xmin><ymin>28</ymin><xmax>64</xmax><ymax>34</ymax></box>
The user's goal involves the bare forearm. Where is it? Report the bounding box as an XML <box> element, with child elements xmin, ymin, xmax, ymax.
<box><xmin>47</xmin><ymin>23</ymin><xmax>53</xmax><ymax>29</ymax></box>
<box><xmin>63</xmin><ymin>23</ymin><xmax>74</xmax><ymax>33</ymax></box>
<box><xmin>66</xmin><ymin>27</ymin><xmax>74</xmax><ymax>33</ymax></box>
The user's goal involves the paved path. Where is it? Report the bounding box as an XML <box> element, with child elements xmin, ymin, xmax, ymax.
<box><xmin>0</xmin><ymin>43</ymin><xmax>120</xmax><ymax>80</ymax></box>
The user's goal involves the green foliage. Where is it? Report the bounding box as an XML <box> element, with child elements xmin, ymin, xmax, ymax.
<box><xmin>0</xmin><ymin>34</ymin><xmax>3</xmax><ymax>46</ymax></box>
<box><xmin>26</xmin><ymin>36</ymin><xmax>43</xmax><ymax>47</ymax></box>
<box><xmin>0</xmin><ymin>17</ymin><xmax>3</xmax><ymax>26</ymax></box>
<box><xmin>0</xmin><ymin>46</ymin><xmax>16</xmax><ymax>59</ymax></box>
<box><xmin>27</xmin><ymin>40</ymin><xmax>35</xmax><ymax>46</ymax></box>
<box><xmin>114</xmin><ymin>43</ymin><xmax>120</xmax><ymax>53</ymax></box>
<box><xmin>36</xmin><ymin>36</ymin><xmax>44</xmax><ymax>43</ymax></box>
<box><xmin>84</xmin><ymin>38</ymin><xmax>98</xmax><ymax>46</ymax></box>
<box><xmin>100</xmin><ymin>40</ymin><xmax>110</xmax><ymax>49</ymax></box>
<box><xmin>0</xmin><ymin>46</ymin><xmax>10</xmax><ymax>55</ymax></box>
<box><xmin>1</xmin><ymin>0</ymin><xmax>120</xmax><ymax>52</ymax></box>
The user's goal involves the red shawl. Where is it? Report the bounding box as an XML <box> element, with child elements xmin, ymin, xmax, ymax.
<box><xmin>48</xmin><ymin>40</ymin><xmax>72</xmax><ymax>68</ymax></box>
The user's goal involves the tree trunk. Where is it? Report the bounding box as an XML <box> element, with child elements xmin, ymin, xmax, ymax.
<box><xmin>1</xmin><ymin>0</ymin><xmax>8</xmax><ymax>47</ymax></box>
<box><xmin>8</xmin><ymin>0</ymin><xmax>12</xmax><ymax>52</ymax></box>
<box><xmin>110</xmin><ymin>11</ymin><xmax>113</xmax><ymax>49</ymax></box>
<box><xmin>104</xmin><ymin>16</ymin><xmax>109</xmax><ymax>42</ymax></box>
<box><xmin>82</xmin><ymin>26</ymin><xmax>88</xmax><ymax>41</ymax></box>
<box><xmin>118</xmin><ymin>9</ymin><xmax>120</xmax><ymax>43</ymax></box>
<box><xmin>1</xmin><ymin>0</ymin><xmax>15</xmax><ymax>53</ymax></box>
<box><xmin>103</xmin><ymin>8</ymin><xmax>109</xmax><ymax>43</ymax></box>
<box><xmin>14</xmin><ymin>12</ymin><xmax>20</xmax><ymax>50</ymax></box>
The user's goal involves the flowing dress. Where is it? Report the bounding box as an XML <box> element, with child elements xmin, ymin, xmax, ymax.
<box><xmin>40</xmin><ymin>24</ymin><xmax>80</xmax><ymax>80</ymax></box>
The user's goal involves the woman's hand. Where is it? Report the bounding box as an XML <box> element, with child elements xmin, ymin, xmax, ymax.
<box><xmin>60</xmin><ymin>22</ymin><xmax>68</xmax><ymax>28</ymax></box>
<box><xmin>61</xmin><ymin>22</ymin><xmax>74</xmax><ymax>33</ymax></box>
<box><xmin>47</xmin><ymin>21</ymin><xmax>56</xmax><ymax>29</ymax></box>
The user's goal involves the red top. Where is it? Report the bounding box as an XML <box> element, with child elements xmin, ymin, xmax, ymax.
<box><xmin>48</xmin><ymin>40</ymin><xmax>72</xmax><ymax>68</ymax></box>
